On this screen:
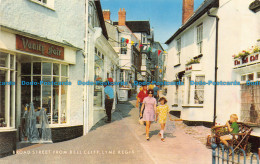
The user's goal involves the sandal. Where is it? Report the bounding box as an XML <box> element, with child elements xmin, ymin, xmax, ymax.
<box><xmin>161</xmin><ymin>138</ymin><xmax>165</xmax><ymax>142</ymax></box>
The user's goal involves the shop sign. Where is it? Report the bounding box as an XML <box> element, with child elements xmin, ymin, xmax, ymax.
<box><xmin>16</xmin><ymin>35</ymin><xmax>64</xmax><ymax>60</ymax></box>
<box><xmin>234</xmin><ymin>53</ymin><xmax>259</xmax><ymax>66</ymax></box>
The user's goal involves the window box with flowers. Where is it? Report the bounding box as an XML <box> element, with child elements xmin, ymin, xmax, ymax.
<box><xmin>233</xmin><ymin>46</ymin><xmax>260</xmax><ymax>67</ymax></box>
<box><xmin>185</xmin><ymin>59</ymin><xmax>201</xmax><ymax>71</ymax></box>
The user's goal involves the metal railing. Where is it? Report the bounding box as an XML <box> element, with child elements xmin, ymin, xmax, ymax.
<box><xmin>212</xmin><ymin>143</ymin><xmax>259</xmax><ymax>164</ymax></box>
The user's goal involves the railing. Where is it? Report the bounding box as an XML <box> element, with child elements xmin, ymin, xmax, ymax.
<box><xmin>212</xmin><ymin>143</ymin><xmax>259</xmax><ymax>164</ymax></box>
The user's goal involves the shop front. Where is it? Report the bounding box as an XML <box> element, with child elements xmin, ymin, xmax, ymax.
<box><xmin>0</xmin><ymin>27</ymin><xmax>84</xmax><ymax>157</ymax></box>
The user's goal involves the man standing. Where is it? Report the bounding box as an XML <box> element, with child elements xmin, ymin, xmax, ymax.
<box><xmin>104</xmin><ymin>78</ymin><xmax>114</xmax><ymax>123</ymax></box>
<box><xmin>137</xmin><ymin>85</ymin><xmax>148</xmax><ymax>117</ymax></box>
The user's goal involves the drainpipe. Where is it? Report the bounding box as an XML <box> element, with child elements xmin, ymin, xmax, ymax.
<box><xmin>83</xmin><ymin>0</ymin><xmax>89</xmax><ymax>135</ymax></box>
<box><xmin>207</xmin><ymin>10</ymin><xmax>219</xmax><ymax>126</ymax></box>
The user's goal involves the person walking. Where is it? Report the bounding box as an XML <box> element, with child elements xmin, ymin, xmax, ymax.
<box><xmin>140</xmin><ymin>89</ymin><xmax>157</xmax><ymax>141</ymax></box>
<box><xmin>104</xmin><ymin>78</ymin><xmax>114</xmax><ymax>123</ymax></box>
<box><xmin>136</xmin><ymin>85</ymin><xmax>148</xmax><ymax>117</ymax></box>
<box><xmin>153</xmin><ymin>85</ymin><xmax>160</xmax><ymax>103</ymax></box>
<box><xmin>156</xmin><ymin>97</ymin><xmax>173</xmax><ymax>142</ymax></box>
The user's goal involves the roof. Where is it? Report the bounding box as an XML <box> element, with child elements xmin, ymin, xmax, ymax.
<box><xmin>165</xmin><ymin>0</ymin><xmax>219</xmax><ymax>44</ymax></box>
<box><xmin>113</xmin><ymin>21</ymin><xmax>150</xmax><ymax>35</ymax></box>
<box><xmin>94</xmin><ymin>0</ymin><xmax>108</xmax><ymax>40</ymax></box>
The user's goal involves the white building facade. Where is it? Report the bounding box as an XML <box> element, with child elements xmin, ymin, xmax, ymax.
<box><xmin>166</xmin><ymin>0</ymin><xmax>260</xmax><ymax>144</ymax></box>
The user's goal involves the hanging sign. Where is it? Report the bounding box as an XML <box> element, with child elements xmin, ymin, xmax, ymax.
<box><xmin>16</xmin><ymin>35</ymin><xmax>64</xmax><ymax>60</ymax></box>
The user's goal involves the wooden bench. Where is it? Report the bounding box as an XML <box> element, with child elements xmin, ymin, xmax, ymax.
<box><xmin>206</xmin><ymin>122</ymin><xmax>252</xmax><ymax>154</ymax></box>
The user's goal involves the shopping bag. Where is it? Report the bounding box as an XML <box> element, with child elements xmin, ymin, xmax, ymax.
<box><xmin>139</xmin><ymin>117</ymin><xmax>144</xmax><ymax>125</ymax></box>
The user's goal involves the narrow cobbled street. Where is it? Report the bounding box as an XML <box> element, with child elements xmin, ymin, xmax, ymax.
<box><xmin>0</xmin><ymin>96</ymin><xmax>211</xmax><ymax>164</ymax></box>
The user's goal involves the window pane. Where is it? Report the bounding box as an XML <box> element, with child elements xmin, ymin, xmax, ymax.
<box><xmin>33</xmin><ymin>62</ymin><xmax>41</xmax><ymax>75</ymax></box>
<box><xmin>60</xmin><ymin>77</ymin><xmax>67</xmax><ymax>124</ymax></box>
<box><xmin>61</xmin><ymin>65</ymin><xmax>68</xmax><ymax>77</ymax></box>
<box><xmin>10</xmin><ymin>71</ymin><xmax>15</xmax><ymax>127</ymax></box>
<box><xmin>53</xmin><ymin>63</ymin><xmax>59</xmax><ymax>75</ymax></box>
<box><xmin>0</xmin><ymin>52</ymin><xmax>8</xmax><ymax>67</ymax></box>
<box><xmin>21</xmin><ymin>76</ymin><xmax>31</xmax><ymax>111</ymax></box>
<box><xmin>257</xmin><ymin>72</ymin><xmax>260</xmax><ymax>79</ymax></box>
<box><xmin>194</xmin><ymin>90</ymin><xmax>204</xmax><ymax>104</ymax></box>
<box><xmin>42</xmin><ymin>63</ymin><xmax>51</xmax><ymax>75</ymax></box>
<box><xmin>33</xmin><ymin>76</ymin><xmax>41</xmax><ymax>110</ymax></box>
<box><xmin>21</xmin><ymin>63</ymin><xmax>31</xmax><ymax>75</ymax></box>
<box><xmin>241</xmin><ymin>75</ymin><xmax>246</xmax><ymax>81</ymax></box>
<box><xmin>195</xmin><ymin>76</ymin><xmax>205</xmax><ymax>89</ymax></box>
<box><xmin>10</xmin><ymin>55</ymin><xmax>14</xmax><ymax>69</ymax></box>
<box><xmin>248</xmin><ymin>73</ymin><xmax>254</xmax><ymax>81</ymax></box>
<box><xmin>187</xmin><ymin>77</ymin><xmax>191</xmax><ymax>104</ymax></box>
<box><xmin>0</xmin><ymin>70</ymin><xmax>6</xmax><ymax>127</ymax></box>
<box><xmin>53</xmin><ymin>77</ymin><xmax>59</xmax><ymax>124</ymax></box>
<box><xmin>42</xmin><ymin>76</ymin><xmax>52</xmax><ymax>124</ymax></box>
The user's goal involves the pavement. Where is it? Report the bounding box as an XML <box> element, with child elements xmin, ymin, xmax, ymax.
<box><xmin>0</xmin><ymin>95</ymin><xmax>212</xmax><ymax>164</ymax></box>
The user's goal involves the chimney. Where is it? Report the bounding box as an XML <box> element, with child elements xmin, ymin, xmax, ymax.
<box><xmin>118</xmin><ymin>8</ymin><xmax>126</xmax><ymax>26</ymax></box>
<box><xmin>103</xmin><ymin>10</ymin><xmax>110</xmax><ymax>22</ymax></box>
<box><xmin>182</xmin><ymin>0</ymin><xmax>194</xmax><ymax>24</ymax></box>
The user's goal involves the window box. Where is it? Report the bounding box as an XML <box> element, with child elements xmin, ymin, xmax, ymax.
<box><xmin>185</xmin><ymin>63</ymin><xmax>201</xmax><ymax>71</ymax></box>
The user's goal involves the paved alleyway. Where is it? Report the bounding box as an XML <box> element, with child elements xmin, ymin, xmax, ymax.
<box><xmin>0</xmin><ymin>96</ymin><xmax>211</xmax><ymax>164</ymax></box>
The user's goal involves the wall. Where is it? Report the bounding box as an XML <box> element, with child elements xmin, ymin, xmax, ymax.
<box><xmin>0</xmin><ymin>0</ymin><xmax>85</xmax><ymax>49</ymax></box>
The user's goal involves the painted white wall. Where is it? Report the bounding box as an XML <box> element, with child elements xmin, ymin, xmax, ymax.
<box><xmin>0</xmin><ymin>0</ymin><xmax>85</xmax><ymax>49</ymax></box>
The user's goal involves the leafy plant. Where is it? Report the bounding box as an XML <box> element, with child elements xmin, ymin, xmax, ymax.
<box><xmin>186</xmin><ymin>58</ymin><xmax>200</xmax><ymax>66</ymax></box>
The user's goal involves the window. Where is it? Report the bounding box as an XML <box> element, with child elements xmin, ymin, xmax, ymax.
<box><xmin>120</xmin><ymin>38</ymin><xmax>127</xmax><ymax>54</ymax></box>
<box><xmin>174</xmin><ymin>85</ymin><xmax>179</xmax><ymax>105</ymax></box>
<box><xmin>88</xmin><ymin>3</ymin><xmax>94</xmax><ymax>27</ymax></box>
<box><xmin>248</xmin><ymin>73</ymin><xmax>254</xmax><ymax>81</ymax></box>
<box><xmin>30</xmin><ymin>0</ymin><xmax>54</xmax><ymax>10</ymax></box>
<box><xmin>182</xmin><ymin>78</ymin><xmax>185</xmax><ymax>105</ymax></box>
<box><xmin>194</xmin><ymin>76</ymin><xmax>205</xmax><ymax>104</ymax></box>
<box><xmin>257</xmin><ymin>72</ymin><xmax>260</xmax><ymax>79</ymax></box>
<box><xmin>21</xmin><ymin>62</ymin><xmax>69</xmax><ymax>125</ymax></box>
<box><xmin>94</xmin><ymin>48</ymin><xmax>104</xmax><ymax>107</ymax></box>
<box><xmin>176</xmin><ymin>38</ymin><xmax>181</xmax><ymax>64</ymax></box>
<box><xmin>241</xmin><ymin>84</ymin><xmax>259</xmax><ymax>125</ymax></box>
<box><xmin>187</xmin><ymin>77</ymin><xmax>191</xmax><ymax>104</ymax></box>
<box><xmin>241</xmin><ymin>75</ymin><xmax>246</xmax><ymax>81</ymax></box>
<box><xmin>197</xmin><ymin>24</ymin><xmax>203</xmax><ymax>54</ymax></box>
<box><xmin>0</xmin><ymin>52</ymin><xmax>15</xmax><ymax>128</ymax></box>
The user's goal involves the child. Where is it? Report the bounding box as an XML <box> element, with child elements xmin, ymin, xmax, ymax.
<box><xmin>156</xmin><ymin>97</ymin><xmax>173</xmax><ymax>142</ymax></box>
<box><xmin>220</xmin><ymin>114</ymin><xmax>239</xmax><ymax>146</ymax></box>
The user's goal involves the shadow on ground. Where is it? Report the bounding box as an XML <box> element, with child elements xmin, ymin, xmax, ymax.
<box><xmin>90</xmin><ymin>96</ymin><xmax>136</xmax><ymax>132</ymax></box>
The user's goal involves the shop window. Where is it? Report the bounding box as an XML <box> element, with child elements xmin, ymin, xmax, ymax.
<box><xmin>176</xmin><ymin>38</ymin><xmax>181</xmax><ymax>65</ymax></box>
<box><xmin>94</xmin><ymin>49</ymin><xmax>104</xmax><ymax>108</ymax></box>
<box><xmin>194</xmin><ymin>76</ymin><xmax>205</xmax><ymax>104</ymax></box>
<box><xmin>197</xmin><ymin>23</ymin><xmax>203</xmax><ymax>55</ymax></box>
<box><xmin>21</xmin><ymin>62</ymin><xmax>69</xmax><ymax>125</ymax></box>
<box><xmin>248</xmin><ymin>73</ymin><xmax>254</xmax><ymax>81</ymax></box>
<box><xmin>241</xmin><ymin>84</ymin><xmax>259</xmax><ymax>125</ymax></box>
<box><xmin>0</xmin><ymin>52</ymin><xmax>15</xmax><ymax>128</ymax></box>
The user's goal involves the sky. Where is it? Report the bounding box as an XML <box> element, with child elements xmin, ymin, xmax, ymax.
<box><xmin>101</xmin><ymin>0</ymin><xmax>205</xmax><ymax>50</ymax></box>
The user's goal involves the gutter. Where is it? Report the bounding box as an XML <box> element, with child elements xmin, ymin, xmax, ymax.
<box><xmin>207</xmin><ymin>10</ymin><xmax>219</xmax><ymax>126</ymax></box>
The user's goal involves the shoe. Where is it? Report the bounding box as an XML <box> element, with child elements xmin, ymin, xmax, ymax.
<box><xmin>161</xmin><ymin>138</ymin><xmax>165</xmax><ymax>142</ymax></box>
<box><xmin>146</xmin><ymin>137</ymin><xmax>150</xmax><ymax>141</ymax></box>
<box><xmin>158</xmin><ymin>133</ymin><xmax>161</xmax><ymax>137</ymax></box>
<box><xmin>105</xmin><ymin>120</ymin><xmax>111</xmax><ymax>123</ymax></box>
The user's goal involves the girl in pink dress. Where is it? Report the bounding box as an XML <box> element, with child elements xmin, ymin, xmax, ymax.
<box><xmin>140</xmin><ymin>89</ymin><xmax>157</xmax><ymax>141</ymax></box>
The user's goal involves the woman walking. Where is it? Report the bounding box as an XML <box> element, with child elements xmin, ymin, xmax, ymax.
<box><xmin>140</xmin><ymin>89</ymin><xmax>157</xmax><ymax>141</ymax></box>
